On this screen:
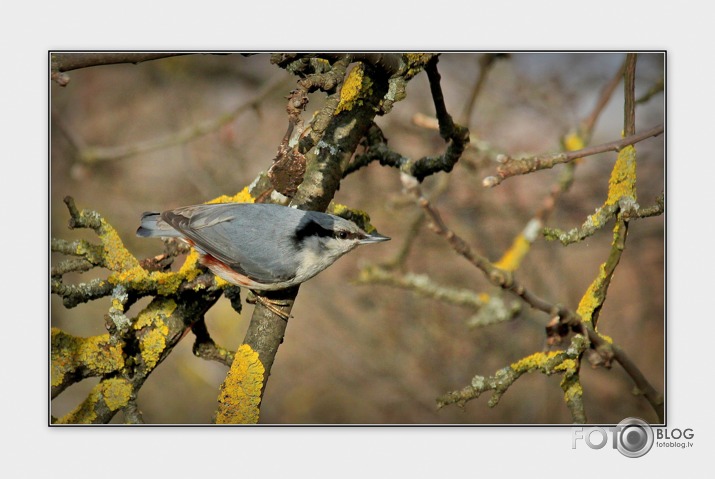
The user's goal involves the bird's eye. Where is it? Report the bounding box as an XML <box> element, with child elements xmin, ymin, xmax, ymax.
<box><xmin>336</xmin><ymin>231</ymin><xmax>349</xmax><ymax>240</ymax></box>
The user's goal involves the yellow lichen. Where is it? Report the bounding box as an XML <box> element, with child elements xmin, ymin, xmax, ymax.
<box><xmin>132</xmin><ymin>298</ymin><xmax>175</xmax><ymax>332</ymax></box>
<box><xmin>215</xmin><ymin>344</ymin><xmax>265</xmax><ymax>424</ymax></box>
<box><xmin>94</xmin><ymin>216</ymin><xmax>141</xmax><ymax>272</ymax></box>
<box><xmin>139</xmin><ymin>328</ymin><xmax>168</xmax><ymax>370</ymax></box>
<box><xmin>576</xmin><ymin>263</ymin><xmax>608</xmax><ymax>324</ymax></box>
<box><xmin>554</xmin><ymin>358</ymin><xmax>577</xmax><ymax>373</ymax></box>
<box><xmin>100</xmin><ymin>377</ymin><xmax>133</xmax><ymax>411</ymax></box>
<box><xmin>606</xmin><ymin>145</ymin><xmax>637</xmax><ymax>205</ymax></box>
<box><xmin>328</xmin><ymin>202</ymin><xmax>376</xmax><ymax>233</ymax></box>
<box><xmin>108</xmin><ymin>263</ymin><xmax>201</xmax><ymax>296</ymax></box>
<box><xmin>51</xmin><ymin>328</ymin><xmax>124</xmax><ymax>387</ymax></box>
<box><xmin>563</xmin><ymin>131</ymin><xmax>585</xmax><ymax>152</ymax></box>
<box><xmin>56</xmin><ymin>390</ymin><xmax>99</xmax><ymax>424</ymax></box>
<box><xmin>329</xmin><ymin>202</ymin><xmax>352</xmax><ymax>216</ymax></box>
<box><xmin>612</xmin><ymin>219</ymin><xmax>626</xmax><ymax>242</ymax></box>
<box><xmin>402</xmin><ymin>53</ymin><xmax>433</xmax><ymax>79</ymax></box>
<box><xmin>100</xmin><ymin>188</ymin><xmax>250</xmax><ymax>295</ymax></box>
<box><xmin>335</xmin><ymin>63</ymin><xmax>373</xmax><ymax>116</ymax></box>
<box><xmin>178</xmin><ymin>249</ymin><xmax>200</xmax><ymax>275</ymax></box>
<box><xmin>561</xmin><ymin>376</ymin><xmax>583</xmax><ymax>403</ymax></box>
<box><xmin>206</xmin><ymin>186</ymin><xmax>255</xmax><ymax>205</ymax></box>
<box><xmin>154</xmin><ymin>271</ymin><xmax>186</xmax><ymax>296</ymax></box>
<box><xmin>494</xmin><ymin>233</ymin><xmax>531</xmax><ymax>272</ymax></box>
<box><xmin>133</xmin><ymin>299</ymin><xmax>175</xmax><ymax>370</ymax></box>
<box><xmin>177</xmin><ymin>248</ymin><xmax>202</xmax><ymax>287</ymax></box>
<box><xmin>111</xmin><ymin>297</ymin><xmax>124</xmax><ymax>312</ymax></box>
<box><xmin>510</xmin><ymin>351</ymin><xmax>561</xmax><ymax>371</ymax></box>
<box><xmin>55</xmin><ymin>378</ymin><xmax>132</xmax><ymax>424</ymax></box>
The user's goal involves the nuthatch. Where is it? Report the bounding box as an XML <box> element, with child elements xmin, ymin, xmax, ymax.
<box><xmin>137</xmin><ymin>203</ymin><xmax>390</xmax><ymax>315</ymax></box>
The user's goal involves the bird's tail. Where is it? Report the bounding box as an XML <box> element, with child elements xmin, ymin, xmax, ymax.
<box><xmin>136</xmin><ymin>212</ymin><xmax>181</xmax><ymax>238</ymax></box>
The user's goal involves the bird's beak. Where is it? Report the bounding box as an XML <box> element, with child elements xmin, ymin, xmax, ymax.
<box><xmin>359</xmin><ymin>232</ymin><xmax>391</xmax><ymax>244</ymax></box>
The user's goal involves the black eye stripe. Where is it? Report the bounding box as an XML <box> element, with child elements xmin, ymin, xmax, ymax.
<box><xmin>294</xmin><ymin>220</ymin><xmax>334</xmax><ymax>242</ymax></box>
<box><xmin>293</xmin><ymin>219</ymin><xmax>362</xmax><ymax>244</ymax></box>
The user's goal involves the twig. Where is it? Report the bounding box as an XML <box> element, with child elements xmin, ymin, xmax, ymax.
<box><xmin>483</xmin><ymin>124</ymin><xmax>664</xmax><ymax>187</ymax></box>
<box><xmin>612</xmin><ymin>343</ymin><xmax>665</xmax><ymax>422</ymax></box>
<box><xmin>621</xmin><ymin>192</ymin><xmax>664</xmax><ymax>220</ymax></box>
<box><xmin>191</xmin><ymin>320</ymin><xmax>235</xmax><ymax>367</ymax></box>
<box><xmin>624</xmin><ymin>54</ymin><xmax>637</xmax><ymax>137</ymax></box>
<box><xmin>345</xmin><ymin>58</ymin><xmax>470</xmax><ymax>182</ymax></box>
<box><xmin>359</xmin><ymin>264</ymin><xmax>521</xmax><ymax>327</ymax></box>
<box><xmin>437</xmin><ymin>336</ymin><xmax>587</xmax><ymax>418</ymax></box>
<box><xmin>268</xmin><ymin>57</ymin><xmax>355</xmax><ymax>196</ymax></box>
<box><xmin>52</xmin><ymin>52</ymin><xmax>192</xmax><ymax>73</ymax></box>
<box><xmin>359</xmin><ymin>265</ymin><xmax>481</xmax><ymax>310</ymax></box>
<box><xmin>636</xmin><ymin>77</ymin><xmax>664</xmax><ymax>105</ymax></box>
<box><xmin>233</xmin><ymin>53</ymin><xmax>397</xmax><ymax>409</ymax></box>
<box><xmin>271</xmin><ymin>53</ymin><xmax>403</xmax><ymax>77</ymax></box>
<box><xmin>51</xmin><ymin>53</ymin><xmax>193</xmax><ymax>86</ymax></box>
<box><xmin>123</xmin><ymin>400</ymin><xmax>146</xmax><ymax>424</ymax></box>
<box><xmin>51</xmin><ymin>277</ymin><xmax>114</xmax><ymax>308</ymax></box>
<box><xmin>460</xmin><ymin>53</ymin><xmax>506</xmax><ymax>126</ymax></box>
<box><xmin>402</xmin><ymin>173</ymin><xmax>664</xmax><ymax>422</ymax></box>
<box><xmin>581</xmin><ymin>59</ymin><xmax>626</xmax><ymax>137</ymax></box>
<box><xmin>401</xmin><ymin>173</ymin><xmax>579</xmax><ymax>325</ymax></box>
<box><xmin>295</xmin><ymin>56</ymin><xmax>352</xmax><ymax>154</ymax></box>
<box><xmin>543</xmin><ymin>203</ymin><xmax>619</xmax><ymax>245</ymax></box>
<box><xmin>538</xmin><ymin>59</ymin><xmax>628</xmax><ymax>222</ymax></box>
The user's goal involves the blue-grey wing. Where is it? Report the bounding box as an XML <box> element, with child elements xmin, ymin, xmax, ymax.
<box><xmin>162</xmin><ymin>203</ymin><xmax>303</xmax><ymax>283</ymax></box>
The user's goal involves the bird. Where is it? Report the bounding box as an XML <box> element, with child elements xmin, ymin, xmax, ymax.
<box><xmin>137</xmin><ymin>202</ymin><xmax>390</xmax><ymax>317</ymax></box>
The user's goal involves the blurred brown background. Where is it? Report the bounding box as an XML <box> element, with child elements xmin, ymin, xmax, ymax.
<box><xmin>50</xmin><ymin>52</ymin><xmax>665</xmax><ymax>424</ymax></box>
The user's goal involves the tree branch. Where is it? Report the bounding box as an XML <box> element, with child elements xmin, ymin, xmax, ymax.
<box><xmin>482</xmin><ymin>123</ymin><xmax>663</xmax><ymax>187</ymax></box>
<box><xmin>52</xmin><ymin>198</ymin><xmax>226</xmax><ymax>423</ymax></box>
<box><xmin>345</xmin><ymin>56</ymin><xmax>469</xmax><ymax>181</ymax></box>
<box><xmin>624</xmin><ymin>53</ymin><xmax>638</xmax><ymax>137</ymax></box>
<box><xmin>401</xmin><ymin>173</ymin><xmax>663</xmax><ymax>423</ymax></box>
<box><xmin>232</xmin><ymin>54</ymin><xmax>397</xmax><ymax>413</ymax></box>
<box><xmin>51</xmin><ymin>52</ymin><xmax>193</xmax><ymax>86</ymax></box>
<box><xmin>459</xmin><ymin>53</ymin><xmax>507</xmax><ymax>126</ymax></box>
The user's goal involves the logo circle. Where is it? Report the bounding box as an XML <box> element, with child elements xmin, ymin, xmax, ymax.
<box><xmin>616</xmin><ymin>417</ymin><xmax>654</xmax><ymax>458</ymax></box>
